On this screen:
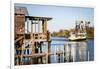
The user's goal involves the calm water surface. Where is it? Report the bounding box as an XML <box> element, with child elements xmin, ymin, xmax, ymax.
<box><xmin>43</xmin><ymin>37</ymin><xmax>94</xmax><ymax>63</ymax></box>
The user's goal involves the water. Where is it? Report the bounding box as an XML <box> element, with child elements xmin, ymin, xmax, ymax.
<box><xmin>20</xmin><ymin>36</ymin><xmax>94</xmax><ymax>64</ymax></box>
<box><xmin>49</xmin><ymin>37</ymin><xmax>94</xmax><ymax>63</ymax></box>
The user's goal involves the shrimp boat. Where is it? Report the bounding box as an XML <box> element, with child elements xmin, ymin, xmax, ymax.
<box><xmin>68</xmin><ymin>32</ymin><xmax>86</xmax><ymax>41</ymax></box>
<box><xmin>68</xmin><ymin>21</ymin><xmax>87</xmax><ymax>41</ymax></box>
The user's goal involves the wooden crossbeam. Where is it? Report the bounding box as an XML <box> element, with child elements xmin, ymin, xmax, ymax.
<box><xmin>15</xmin><ymin>36</ymin><xmax>24</xmax><ymax>43</ymax></box>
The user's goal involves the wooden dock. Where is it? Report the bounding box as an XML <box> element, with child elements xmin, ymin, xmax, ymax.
<box><xmin>14</xmin><ymin>8</ymin><xmax>53</xmax><ymax>65</ymax></box>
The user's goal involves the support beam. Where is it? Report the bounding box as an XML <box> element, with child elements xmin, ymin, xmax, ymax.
<box><xmin>48</xmin><ymin>41</ymin><xmax>51</xmax><ymax>63</ymax></box>
<box><xmin>64</xmin><ymin>45</ymin><xmax>67</xmax><ymax>62</ymax></box>
<box><xmin>31</xmin><ymin>20</ymin><xmax>33</xmax><ymax>33</ymax></box>
<box><xmin>42</xmin><ymin>20</ymin><xmax>45</xmax><ymax>33</ymax></box>
<box><xmin>27</xmin><ymin>19</ymin><xmax>29</xmax><ymax>33</ymax></box>
<box><xmin>45</xmin><ymin>19</ymin><xmax>47</xmax><ymax>33</ymax></box>
<box><xmin>35</xmin><ymin>21</ymin><xmax>36</xmax><ymax>33</ymax></box>
<box><xmin>38</xmin><ymin>20</ymin><xmax>40</xmax><ymax>33</ymax></box>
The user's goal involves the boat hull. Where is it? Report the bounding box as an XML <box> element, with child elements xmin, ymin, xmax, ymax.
<box><xmin>68</xmin><ymin>38</ymin><xmax>86</xmax><ymax>41</ymax></box>
<box><xmin>68</xmin><ymin>37</ymin><xmax>86</xmax><ymax>41</ymax></box>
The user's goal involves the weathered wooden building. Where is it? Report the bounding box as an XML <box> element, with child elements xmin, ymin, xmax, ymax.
<box><xmin>14</xmin><ymin>6</ymin><xmax>52</xmax><ymax>65</ymax></box>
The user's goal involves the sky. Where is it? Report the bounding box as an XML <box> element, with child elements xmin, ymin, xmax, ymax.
<box><xmin>15</xmin><ymin>3</ymin><xmax>94</xmax><ymax>32</ymax></box>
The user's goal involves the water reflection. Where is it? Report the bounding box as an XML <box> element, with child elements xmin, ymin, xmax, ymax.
<box><xmin>50</xmin><ymin>40</ymin><xmax>92</xmax><ymax>63</ymax></box>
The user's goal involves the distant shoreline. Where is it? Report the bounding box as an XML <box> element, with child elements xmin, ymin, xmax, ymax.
<box><xmin>51</xmin><ymin>35</ymin><xmax>94</xmax><ymax>39</ymax></box>
<box><xmin>87</xmin><ymin>37</ymin><xmax>94</xmax><ymax>39</ymax></box>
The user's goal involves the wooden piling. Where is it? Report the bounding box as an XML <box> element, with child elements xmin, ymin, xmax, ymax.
<box><xmin>64</xmin><ymin>45</ymin><xmax>67</xmax><ymax>62</ymax></box>
<box><xmin>58</xmin><ymin>54</ymin><xmax>60</xmax><ymax>63</ymax></box>
<box><xmin>88</xmin><ymin>51</ymin><xmax>90</xmax><ymax>61</ymax></box>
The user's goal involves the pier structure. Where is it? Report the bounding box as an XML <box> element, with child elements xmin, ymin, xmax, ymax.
<box><xmin>15</xmin><ymin>16</ymin><xmax>52</xmax><ymax>65</ymax></box>
<box><xmin>14</xmin><ymin>6</ymin><xmax>53</xmax><ymax>65</ymax></box>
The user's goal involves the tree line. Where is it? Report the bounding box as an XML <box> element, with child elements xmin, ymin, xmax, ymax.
<box><xmin>51</xmin><ymin>27</ymin><xmax>94</xmax><ymax>38</ymax></box>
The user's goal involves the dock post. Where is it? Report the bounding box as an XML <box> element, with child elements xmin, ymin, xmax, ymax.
<box><xmin>66</xmin><ymin>43</ymin><xmax>70</xmax><ymax>62</ymax></box>
<box><xmin>47</xmin><ymin>30</ymin><xmax>51</xmax><ymax>63</ymax></box>
<box><xmin>16</xmin><ymin>57</ymin><xmax>19</xmax><ymax>65</ymax></box>
<box><xmin>48</xmin><ymin>41</ymin><xmax>51</xmax><ymax>63</ymax></box>
<box><xmin>69</xmin><ymin>45</ymin><xmax>73</xmax><ymax>62</ymax></box>
<box><xmin>58</xmin><ymin>54</ymin><xmax>60</xmax><ymax>63</ymax></box>
<box><xmin>39</xmin><ymin>42</ymin><xmax>43</xmax><ymax>64</ymax></box>
<box><xmin>64</xmin><ymin>44</ymin><xmax>67</xmax><ymax>62</ymax></box>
